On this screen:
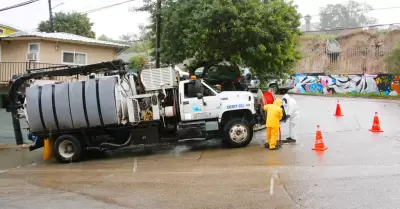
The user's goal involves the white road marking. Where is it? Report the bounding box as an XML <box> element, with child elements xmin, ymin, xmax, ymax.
<box><xmin>269</xmin><ymin>177</ymin><xmax>274</xmax><ymax>195</ymax></box>
<box><xmin>133</xmin><ymin>158</ymin><xmax>138</xmax><ymax>173</ymax></box>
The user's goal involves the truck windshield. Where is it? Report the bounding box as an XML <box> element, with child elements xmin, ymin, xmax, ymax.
<box><xmin>203</xmin><ymin>80</ymin><xmax>221</xmax><ymax>93</ymax></box>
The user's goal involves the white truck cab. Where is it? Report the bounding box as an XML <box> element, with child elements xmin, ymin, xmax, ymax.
<box><xmin>177</xmin><ymin>78</ymin><xmax>257</xmax><ymax>148</ymax></box>
<box><xmin>179</xmin><ymin>79</ymin><xmax>255</xmax><ymax>122</ymax></box>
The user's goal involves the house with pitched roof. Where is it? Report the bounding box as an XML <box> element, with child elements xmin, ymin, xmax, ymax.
<box><xmin>0</xmin><ymin>31</ymin><xmax>128</xmax><ymax>108</ymax></box>
<box><xmin>0</xmin><ymin>23</ymin><xmax>21</xmax><ymax>36</ymax></box>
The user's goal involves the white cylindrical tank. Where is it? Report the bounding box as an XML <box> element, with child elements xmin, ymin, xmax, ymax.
<box><xmin>25</xmin><ymin>75</ymin><xmax>124</xmax><ymax>133</ymax></box>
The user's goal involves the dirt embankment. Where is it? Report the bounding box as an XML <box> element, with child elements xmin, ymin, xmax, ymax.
<box><xmin>296</xmin><ymin>29</ymin><xmax>400</xmax><ymax>74</ymax></box>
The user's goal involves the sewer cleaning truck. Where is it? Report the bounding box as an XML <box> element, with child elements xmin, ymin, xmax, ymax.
<box><xmin>8</xmin><ymin>60</ymin><xmax>268</xmax><ymax>163</ymax></box>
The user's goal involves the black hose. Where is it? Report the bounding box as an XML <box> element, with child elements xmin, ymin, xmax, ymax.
<box><xmin>99</xmin><ymin>134</ymin><xmax>132</xmax><ymax>148</ymax></box>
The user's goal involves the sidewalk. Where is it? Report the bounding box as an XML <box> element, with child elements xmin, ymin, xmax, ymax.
<box><xmin>0</xmin><ymin>109</ymin><xmax>30</xmax><ymax>145</ymax></box>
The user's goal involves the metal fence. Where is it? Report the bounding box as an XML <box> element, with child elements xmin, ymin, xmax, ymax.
<box><xmin>294</xmin><ymin>47</ymin><xmax>394</xmax><ymax>74</ymax></box>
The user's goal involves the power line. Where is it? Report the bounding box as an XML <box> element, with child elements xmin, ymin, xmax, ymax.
<box><xmin>307</xmin><ymin>6</ymin><xmax>400</xmax><ymax>18</ymax></box>
<box><xmin>304</xmin><ymin>23</ymin><xmax>400</xmax><ymax>33</ymax></box>
<box><xmin>0</xmin><ymin>0</ymin><xmax>39</xmax><ymax>12</ymax></box>
<box><xmin>80</xmin><ymin>0</ymin><xmax>136</xmax><ymax>15</ymax></box>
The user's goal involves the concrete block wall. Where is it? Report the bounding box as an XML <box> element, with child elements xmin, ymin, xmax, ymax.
<box><xmin>290</xmin><ymin>73</ymin><xmax>400</xmax><ymax>96</ymax></box>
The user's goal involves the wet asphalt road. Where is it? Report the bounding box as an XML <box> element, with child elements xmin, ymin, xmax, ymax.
<box><xmin>1</xmin><ymin>95</ymin><xmax>400</xmax><ymax>209</ymax></box>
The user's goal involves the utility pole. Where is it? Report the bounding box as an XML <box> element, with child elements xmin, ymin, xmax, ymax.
<box><xmin>155</xmin><ymin>0</ymin><xmax>161</xmax><ymax>68</ymax></box>
<box><xmin>48</xmin><ymin>0</ymin><xmax>54</xmax><ymax>32</ymax></box>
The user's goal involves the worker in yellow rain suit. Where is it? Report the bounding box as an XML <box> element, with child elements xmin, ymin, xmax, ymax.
<box><xmin>263</xmin><ymin>98</ymin><xmax>283</xmax><ymax>150</ymax></box>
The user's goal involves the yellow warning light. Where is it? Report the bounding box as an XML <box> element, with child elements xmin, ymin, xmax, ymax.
<box><xmin>190</xmin><ymin>75</ymin><xmax>197</xmax><ymax>80</ymax></box>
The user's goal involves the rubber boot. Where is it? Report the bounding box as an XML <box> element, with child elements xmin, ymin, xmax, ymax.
<box><xmin>283</xmin><ymin>137</ymin><xmax>296</xmax><ymax>143</ymax></box>
<box><xmin>269</xmin><ymin>141</ymin><xmax>282</xmax><ymax>150</ymax></box>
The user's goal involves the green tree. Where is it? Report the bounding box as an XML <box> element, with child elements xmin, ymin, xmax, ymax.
<box><xmin>119</xmin><ymin>33</ymin><xmax>137</xmax><ymax>45</ymax></box>
<box><xmin>38</xmin><ymin>12</ymin><xmax>95</xmax><ymax>38</ymax></box>
<box><xmin>128</xmin><ymin>56</ymin><xmax>148</xmax><ymax>72</ymax></box>
<box><xmin>125</xmin><ymin>40</ymin><xmax>153</xmax><ymax>53</ymax></box>
<box><xmin>137</xmin><ymin>0</ymin><xmax>302</xmax><ymax>81</ymax></box>
<box><xmin>98</xmin><ymin>34</ymin><xmax>117</xmax><ymax>42</ymax></box>
<box><xmin>319</xmin><ymin>0</ymin><xmax>377</xmax><ymax>31</ymax></box>
<box><xmin>386</xmin><ymin>43</ymin><xmax>400</xmax><ymax>75</ymax></box>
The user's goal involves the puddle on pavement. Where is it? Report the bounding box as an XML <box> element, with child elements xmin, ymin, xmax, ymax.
<box><xmin>90</xmin><ymin>138</ymin><xmax>225</xmax><ymax>161</ymax></box>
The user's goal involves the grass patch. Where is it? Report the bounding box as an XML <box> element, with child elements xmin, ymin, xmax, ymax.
<box><xmin>294</xmin><ymin>92</ymin><xmax>400</xmax><ymax>100</ymax></box>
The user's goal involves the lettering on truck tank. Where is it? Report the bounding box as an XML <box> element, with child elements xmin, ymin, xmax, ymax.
<box><xmin>227</xmin><ymin>104</ymin><xmax>245</xmax><ymax>110</ymax></box>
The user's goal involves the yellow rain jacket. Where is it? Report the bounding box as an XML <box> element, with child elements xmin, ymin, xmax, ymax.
<box><xmin>263</xmin><ymin>98</ymin><xmax>283</xmax><ymax>128</ymax></box>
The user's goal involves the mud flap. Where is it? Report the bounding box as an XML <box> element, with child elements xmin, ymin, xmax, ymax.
<box><xmin>43</xmin><ymin>138</ymin><xmax>53</xmax><ymax>161</ymax></box>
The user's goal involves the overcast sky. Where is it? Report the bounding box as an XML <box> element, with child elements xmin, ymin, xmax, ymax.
<box><xmin>1</xmin><ymin>0</ymin><xmax>400</xmax><ymax>40</ymax></box>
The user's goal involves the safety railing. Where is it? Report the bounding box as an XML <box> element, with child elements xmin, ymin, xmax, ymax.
<box><xmin>0</xmin><ymin>62</ymin><xmax>77</xmax><ymax>83</ymax></box>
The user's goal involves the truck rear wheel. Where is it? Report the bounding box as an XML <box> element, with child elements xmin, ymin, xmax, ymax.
<box><xmin>53</xmin><ymin>135</ymin><xmax>84</xmax><ymax>163</ymax></box>
<box><xmin>223</xmin><ymin>118</ymin><xmax>253</xmax><ymax>148</ymax></box>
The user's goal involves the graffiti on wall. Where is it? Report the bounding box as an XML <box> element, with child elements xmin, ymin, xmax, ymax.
<box><xmin>291</xmin><ymin>74</ymin><xmax>400</xmax><ymax>96</ymax></box>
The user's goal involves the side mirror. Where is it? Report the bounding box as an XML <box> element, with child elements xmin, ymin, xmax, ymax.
<box><xmin>196</xmin><ymin>93</ymin><xmax>203</xmax><ymax>99</ymax></box>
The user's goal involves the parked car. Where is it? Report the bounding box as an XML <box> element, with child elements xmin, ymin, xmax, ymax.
<box><xmin>241</xmin><ymin>68</ymin><xmax>295</xmax><ymax>94</ymax></box>
<box><xmin>265</xmin><ymin>74</ymin><xmax>296</xmax><ymax>94</ymax></box>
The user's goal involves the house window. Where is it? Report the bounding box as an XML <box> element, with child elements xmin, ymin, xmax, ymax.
<box><xmin>62</xmin><ymin>52</ymin><xmax>87</xmax><ymax>65</ymax></box>
<box><xmin>0</xmin><ymin>29</ymin><xmax>4</xmax><ymax>34</ymax></box>
<box><xmin>28</xmin><ymin>43</ymin><xmax>40</xmax><ymax>53</ymax></box>
<box><xmin>27</xmin><ymin>43</ymin><xmax>40</xmax><ymax>62</ymax></box>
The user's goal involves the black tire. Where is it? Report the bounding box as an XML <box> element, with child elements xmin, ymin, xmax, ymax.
<box><xmin>223</xmin><ymin>118</ymin><xmax>253</xmax><ymax>148</ymax></box>
<box><xmin>53</xmin><ymin>134</ymin><xmax>84</xmax><ymax>163</ymax></box>
<box><xmin>269</xmin><ymin>84</ymin><xmax>279</xmax><ymax>94</ymax></box>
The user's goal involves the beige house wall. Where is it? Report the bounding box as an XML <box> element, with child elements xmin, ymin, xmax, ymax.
<box><xmin>40</xmin><ymin>40</ymin><xmax>117</xmax><ymax>64</ymax></box>
<box><xmin>1</xmin><ymin>40</ymin><xmax>30</xmax><ymax>62</ymax></box>
<box><xmin>1</xmin><ymin>39</ymin><xmax>117</xmax><ymax>64</ymax></box>
<box><xmin>0</xmin><ymin>39</ymin><xmax>119</xmax><ymax>82</ymax></box>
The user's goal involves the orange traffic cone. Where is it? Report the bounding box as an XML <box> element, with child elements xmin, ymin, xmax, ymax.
<box><xmin>333</xmin><ymin>101</ymin><xmax>343</xmax><ymax>117</ymax></box>
<box><xmin>369</xmin><ymin>112</ymin><xmax>383</xmax><ymax>133</ymax></box>
<box><xmin>312</xmin><ymin>125</ymin><xmax>328</xmax><ymax>151</ymax></box>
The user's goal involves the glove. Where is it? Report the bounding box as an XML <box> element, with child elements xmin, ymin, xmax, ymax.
<box><xmin>286</xmin><ymin>114</ymin><xmax>291</xmax><ymax>119</ymax></box>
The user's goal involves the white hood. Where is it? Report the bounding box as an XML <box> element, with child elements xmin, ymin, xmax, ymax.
<box><xmin>219</xmin><ymin>91</ymin><xmax>253</xmax><ymax>101</ymax></box>
<box><xmin>219</xmin><ymin>91</ymin><xmax>253</xmax><ymax>97</ymax></box>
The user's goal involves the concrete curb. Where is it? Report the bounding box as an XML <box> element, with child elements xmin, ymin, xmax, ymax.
<box><xmin>0</xmin><ymin>144</ymin><xmax>30</xmax><ymax>151</ymax></box>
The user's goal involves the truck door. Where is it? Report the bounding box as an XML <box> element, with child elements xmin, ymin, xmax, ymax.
<box><xmin>181</xmin><ymin>81</ymin><xmax>220</xmax><ymax>121</ymax></box>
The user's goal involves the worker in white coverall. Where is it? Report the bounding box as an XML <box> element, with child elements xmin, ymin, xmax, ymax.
<box><xmin>282</xmin><ymin>94</ymin><xmax>299</xmax><ymax>143</ymax></box>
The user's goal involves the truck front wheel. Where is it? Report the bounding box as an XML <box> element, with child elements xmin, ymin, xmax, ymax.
<box><xmin>223</xmin><ymin>118</ymin><xmax>253</xmax><ymax>148</ymax></box>
<box><xmin>53</xmin><ymin>135</ymin><xmax>84</xmax><ymax>163</ymax></box>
